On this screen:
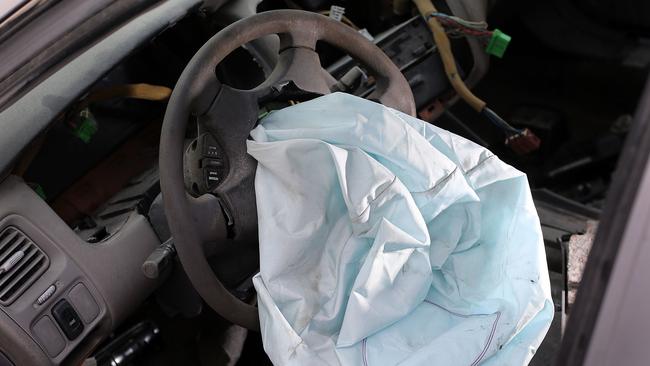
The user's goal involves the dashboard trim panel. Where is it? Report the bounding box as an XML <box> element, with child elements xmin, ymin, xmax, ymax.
<box><xmin>0</xmin><ymin>176</ymin><xmax>160</xmax><ymax>365</ymax></box>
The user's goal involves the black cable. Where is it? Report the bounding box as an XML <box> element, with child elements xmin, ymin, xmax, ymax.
<box><xmin>481</xmin><ymin>107</ymin><xmax>522</xmax><ymax>135</ymax></box>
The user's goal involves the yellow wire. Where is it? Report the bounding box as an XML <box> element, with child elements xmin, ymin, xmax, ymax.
<box><xmin>412</xmin><ymin>0</ymin><xmax>486</xmax><ymax>112</ymax></box>
<box><xmin>85</xmin><ymin>83</ymin><xmax>172</xmax><ymax>104</ymax></box>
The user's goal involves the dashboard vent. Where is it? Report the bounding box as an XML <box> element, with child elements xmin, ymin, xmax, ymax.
<box><xmin>0</xmin><ymin>227</ymin><xmax>49</xmax><ymax>305</ymax></box>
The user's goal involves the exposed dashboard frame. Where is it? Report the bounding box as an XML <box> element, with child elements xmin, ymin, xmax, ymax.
<box><xmin>0</xmin><ymin>0</ymin><xmax>204</xmax><ymax>179</ymax></box>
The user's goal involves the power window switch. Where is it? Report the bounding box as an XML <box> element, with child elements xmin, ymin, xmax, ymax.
<box><xmin>52</xmin><ymin>299</ymin><xmax>84</xmax><ymax>340</ymax></box>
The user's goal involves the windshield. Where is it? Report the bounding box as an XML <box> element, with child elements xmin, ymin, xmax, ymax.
<box><xmin>0</xmin><ymin>0</ymin><xmax>40</xmax><ymax>35</ymax></box>
<box><xmin>0</xmin><ymin>0</ymin><xmax>158</xmax><ymax>113</ymax></box>
<box><xmin>0</xmin><ymin>0</ymin><xmax>28</xmax><ymax>22</ymax></box>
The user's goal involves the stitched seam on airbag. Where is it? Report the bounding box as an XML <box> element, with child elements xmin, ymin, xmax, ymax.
<box><xmin>413</xmin><ymin>166</ymin><xmax>458</xmax><ymax>194</ymax></box>
<box><xmin>465</xmin><ymin>154</ymin><xmax>496</xmax><ymax>176</ymax></box>
<box><xmin>352</xmin><ymin>175</ymin><xmax>398</xmax><ymax>221</ymax></box>
<box><xmin>360</xmin><ymin>300</ymin><xmax>501</xmax><ymax>366</ymax></box>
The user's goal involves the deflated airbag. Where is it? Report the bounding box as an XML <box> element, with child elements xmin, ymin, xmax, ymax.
<box><xmin>247</xmin><ymin>93</ymin><xmax>553</xmax><ymax>365</ymax></box>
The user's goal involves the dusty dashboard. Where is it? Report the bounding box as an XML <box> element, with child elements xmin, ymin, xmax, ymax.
<box><xmin>0</xmin><ymin>2</ymin><xmax>206</xmax><ymax>365</ymax></box>
<box><xmin>0</xmin><ymin>0</ymin><xmax>486</xmax><ymax>364</ymax></box>
<box><xmin>0</xmin><ymin>177</ymin><xmax>159</xmax><ymax>365</ymax></box>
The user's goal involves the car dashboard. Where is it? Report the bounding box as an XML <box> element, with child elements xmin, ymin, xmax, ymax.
<box><xmin>0</xmin><ymin>1</ymin><xmax>206</xmax><ymax>364</ymax></box>
<box><xmin>0</xmin><ymin>177</ymin><xmax>158</xmax><ymax>365</ymax></box>
<box><xmin>0</xmin><ymin>0</ymin><xmax>635</xmax><ymax>364</ymax></box>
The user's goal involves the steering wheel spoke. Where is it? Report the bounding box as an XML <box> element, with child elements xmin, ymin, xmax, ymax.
<box><xmin>186</xmin><ymin>193</ymin><xmax>228</xmax><ymax>244</ymax></box>
<box><xmin>279</xmin><ymin>26</ymin><xmax>319</xmax><ymax>51</ymax></box>
<box><xmin>200</xmin><ymin>85</ymin><xmax>260</xmax><ymax>138</ymax></box>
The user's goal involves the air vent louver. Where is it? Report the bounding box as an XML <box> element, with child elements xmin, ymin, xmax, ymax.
<box><xmin>0</xmin><ymin>227</ymin><xmax>49</xmax><ymax>305</ymax></box>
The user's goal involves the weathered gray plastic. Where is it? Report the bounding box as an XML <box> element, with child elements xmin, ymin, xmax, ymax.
<box><xmin>0</xmin><ymin>176</ymin><xmax>160</xmax><ymax>365</ymax></box>
<box><xmin>32</xmin><ymin>316</ymin><xmax>65</xmax><ymax>357</ymax></box>
<box><xmin>68</xmin><ymin>283</ymin><xmax>99</xmax><ymax>324</ymax></box>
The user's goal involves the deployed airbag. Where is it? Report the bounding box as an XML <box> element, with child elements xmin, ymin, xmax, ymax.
<box><xmin>247</xmin><ymin>93</ymin><xmax>553</xmax><ymax>365</ymax></box>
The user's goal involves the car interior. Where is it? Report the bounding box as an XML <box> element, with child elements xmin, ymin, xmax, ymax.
<box><xmin>0</xmin><ymin>0</ymin><xmax>648</xmax><ymax>365</ymax></box>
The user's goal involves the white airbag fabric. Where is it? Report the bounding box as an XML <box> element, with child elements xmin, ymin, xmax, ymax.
<box><xmin>247</xmin><ymin>93</ymin><xmax>553</xmax><ymax>365</ymax></box>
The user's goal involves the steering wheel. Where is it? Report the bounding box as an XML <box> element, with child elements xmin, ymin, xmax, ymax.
<box><xmin>159</xmin><ymin>9</ymin><xmax>415</xmax><ymax>331</ymax></box>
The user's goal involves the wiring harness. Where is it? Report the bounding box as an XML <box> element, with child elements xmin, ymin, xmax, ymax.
<box><xmin>412</xmin><ymin>0</ymin><xmax>540</xmax><ymax>154</ymax></box>
<box><xmin>426</xmin><ymin>12</ymin><xmax>492</xmax><ymax>39</ymax></box>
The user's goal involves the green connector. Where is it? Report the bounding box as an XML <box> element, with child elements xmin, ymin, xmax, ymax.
<box><xmin>486</xmin><ymin>29</ymin><xmax>511</xmax><ymax>58</ymax></box>
<box><xmin>73</xmin><ymin>108</ymin><xmax>98</xmax><ymax>143</ymax></box>
<box><xmin>258</xmin><ymin>108</ymin><xmax>270</xmax><ymax>120</ymax></box>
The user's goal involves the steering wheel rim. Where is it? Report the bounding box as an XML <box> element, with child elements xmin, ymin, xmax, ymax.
<box><xmin>160</xmin><ymin>9</ymin><xmax>415</xmax><ymax>331</ymax></box>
